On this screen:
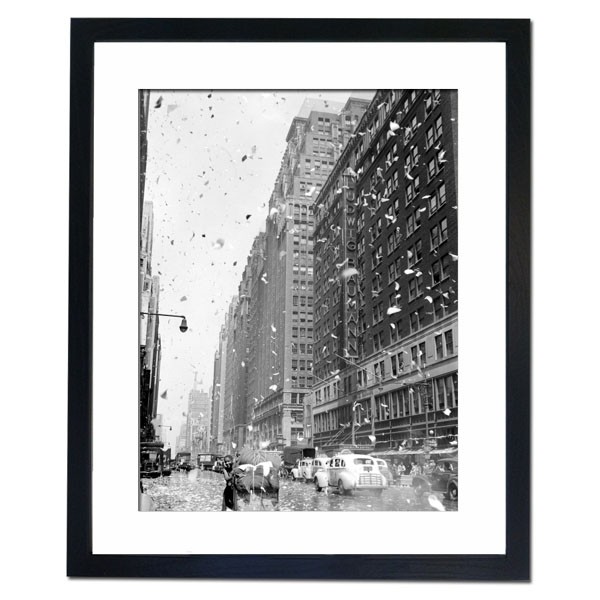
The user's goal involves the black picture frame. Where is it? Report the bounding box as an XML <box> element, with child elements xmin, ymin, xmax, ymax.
<box><xmin>68</xmin><ymin>18</ymin><xmax>530</xmax><ymax>580</ymax></box>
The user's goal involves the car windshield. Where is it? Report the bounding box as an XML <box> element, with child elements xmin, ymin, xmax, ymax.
<box><xmin>354</xmin><ymin>458</ymin><xmax>374</xmax><ymax>465</ymax></box>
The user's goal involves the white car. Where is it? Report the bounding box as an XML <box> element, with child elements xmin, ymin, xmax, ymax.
<box><xmin>314</xmin><ymin>451</ymin><xmax>387</xmax><ymax>494</ymax></box>
<box><xmin>297</xmin><ymin>458</ymin><xmax>316</xmax><ymax>481</ymax></box>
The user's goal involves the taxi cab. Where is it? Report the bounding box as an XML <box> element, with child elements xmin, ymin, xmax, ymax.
<box><xmin>315</xmin><ymin>450</ymin><xmax>387</xmax><ymax>494</ymax></box>
<box><xmin>293</xmin><ymin>457</ymin><xmax>329</xmax><ymax>482</ymax></box>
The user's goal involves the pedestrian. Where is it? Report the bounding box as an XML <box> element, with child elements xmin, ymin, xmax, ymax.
<box><xmin>221</xmin><ymin>454</ymin><xmax>237</xmax><ymax>511</ymax></box>
<box><xmin>397</xmin><ymin>462</ymin><xmax>406</xmax><ymax>481</ymax></box>
<box><xmin>424</xmin><ymin>459</ymin><xmax>436</xmax><ymax>474</ymax></box>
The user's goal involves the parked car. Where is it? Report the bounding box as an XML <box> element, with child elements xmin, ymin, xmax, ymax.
<box><xmin>412</xmin><ymin>458</ymin><xmax>458</xmax><ymax>500</ymax></box>
<box><xmin>315</xmin><ymin>451</ymin><xmax>387</xmax><ymax>494</ymax></box>
<box><xmin>374</xmin><ymin>458</ymin><xmax>393</xmax><ymax>486</ymax></box>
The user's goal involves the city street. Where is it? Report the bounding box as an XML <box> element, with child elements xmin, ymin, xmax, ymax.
<box><xmin>142</xmin><ymin>470</ymin><xmax>457</xmax><ymax>512</ymax></box>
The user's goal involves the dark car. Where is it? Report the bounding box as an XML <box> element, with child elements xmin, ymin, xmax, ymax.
<box><xmin>412</xmin><ymin>458</ymin><xmax>458</xmax><ymax>501</ymax></box>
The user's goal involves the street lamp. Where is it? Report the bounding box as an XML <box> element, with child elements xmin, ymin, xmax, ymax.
<box><xmin>140</xmin><ymin>311</ymin><xmax>188</xmax><ymax>333</ymax></box>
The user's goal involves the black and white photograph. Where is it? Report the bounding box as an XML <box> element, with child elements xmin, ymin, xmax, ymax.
<box><xmin>139</xmin><ymin>89</ymin><xmax>459</xmax><ymax>512</ymax></box>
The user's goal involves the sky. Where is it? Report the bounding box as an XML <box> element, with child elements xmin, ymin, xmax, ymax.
<box><xmin>144</xmin><ymin>90</ymin><xmax>375</xmax><ymax>451</ymax></box>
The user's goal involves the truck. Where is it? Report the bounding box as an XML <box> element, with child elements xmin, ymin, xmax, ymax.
<box><xmin>282</xmin><ymin>445</ymin><xmax>315</xmax><ymax>476</ymax></box>
<box><xmin>197</xmin><ymin>453</ymin><xmax>221</xmax><ymax>471</ymax></box>
<box><xmin>140</xmin><ymin>441</ymin><xmax>168</xmax><ymax>478</ymax></box>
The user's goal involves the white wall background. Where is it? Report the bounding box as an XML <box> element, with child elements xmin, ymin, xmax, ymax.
<box><xmin>1</xmin><ymin>0</ymin><xmax>598</xmax><ymax>597</ymax></box>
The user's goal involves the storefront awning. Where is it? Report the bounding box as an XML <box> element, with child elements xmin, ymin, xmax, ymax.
<box><xmin>428</xmin><ymin>447</ymin><xmax>458</xmax><ymax>456</ymax></box>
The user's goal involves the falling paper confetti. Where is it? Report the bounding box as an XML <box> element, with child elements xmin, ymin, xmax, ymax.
<box><xmin>212</xmin><ymin>238</ymin><xmax>225</xmax><ymax>249</ymax></box>
<box><xmin>427</xmin><ymin>495</ymin><xmax>446</xmax><ymax>511</ymax></box>
<box><xmin>387</xmin><ymin>307</ymin><xmax>401</xmax><ymax>315</ymax></box>
<box><xmin>341</xmin><ymin>267</ymin><xmax>359</xmax><ymax>279</ymax></box>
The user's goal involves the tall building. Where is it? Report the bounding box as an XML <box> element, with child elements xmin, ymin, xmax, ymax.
<box><xmin>245</xmin><ymin>233</ymin><xmax>267</xmax><ymax>445</ymax></box>
<box><xmin>186</xmin><ymin>374</ymin><xmax>211</xmax><ymax>460</ymax></box>
<box><xmin>310</xmin><ymin>89</ymin><xmax>458</xmax><ymax>454</ymax></box>
<box><xmin>228</xmin><ymin>97</ymin><xmax>371</xmax><ymax>450</ymax></box>
<box><xmin>210</xmin><ymin>312</ymin><xmax>231</xmax><ymax>453</ymax></box>
<box><xmin>139</xmin><ymin>90</ymin><xmax>150</xmax><ymax>224</ymax></box>
<box><xmin>176</xmin><ymin>421</ymin><xmax>188</xmax><ymax>453</ymax></box>
<box><xmin>221</xmin><ymin>297</ymin><xmax>239</xmax><ymax>451</ymax></box>
<box><xmin>209</xmin><ymin>349</ymin><xmax>221</xmax><ymax>453</ymax></box>
<box><xmin>139</xmin><ymin>201</ymin><xmax>162</xmax><ymax>442</ymax></box>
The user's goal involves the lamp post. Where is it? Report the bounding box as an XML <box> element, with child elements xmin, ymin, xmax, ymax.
<box><xmin>140</xmin><ymin>311</ymin><xmax>188</xmax><ymax>332</ymax></box>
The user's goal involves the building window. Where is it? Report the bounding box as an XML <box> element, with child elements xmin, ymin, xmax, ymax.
<box><xmin>434</xmin><ymin>296</ymin><xmax>448</xmax><ymax>321</ymax></box>
<box><xmin>387</xmin><ymin>228</ymin><xmax>401</xmax><ymax>254</ymax></box>
<box><xmin>388</xmin><ymin>260</ymin><xmax>398</xmax><ymax>284</ymax></box>
<box><xmin>372</xmin><ymin>302</ymin><xmax>384</xmax><ymax>325</ymax></box>
<box><xmin>391</xmin><ymin>353</ymin><xmax>404</xmax><ymax>377</ymax></box>
<box><xmin>431</xmin><ymin>254</ymin><xmax>451</xmax><ymax>285</ymax></box>
<box><xmin>372</xmin><ymin>275</ymin><xmax>382</xmax><ymax>294</ymax></box>
<box><xmin>374</xmin><ymin>360</ymin><xmax>385</xmax><ymax>381</ymax></box>
<box><xmin>408</xmin><ymin>277</ymin><xmax>423</xmax><ymax>302</ymax></box>
<box><xmin>372</xmin><ymin>245</ymin><xmax>383</xmax><ymax>267</ymax></box>
<box><xmin>430</xmin><ymin>217</ymin><xmax>448</xmax><ymax>250</ymax></box>
<box><xmin>445</xmin><ymin>330</ymin><xmax>454</xmax><ymax>355</ymax></box>
<box><xmin>435</xmin><ymin>114</ymin><xmax>443</xmax><ymax>139</ymax></box>
<box><xmin>410</xmin><ymin>144</ymin><xmax>419</xmax><ymax>169</ymax></box>
<box><xmin>425</xmin><ymin>124</ymin><xmax>435</xmax><ymax>148</ymax></box>
<box><xmin>406</xmin><ymin>182</ymin><xmax>414</xmax><ymax>204</ymax></box>
<box><xmin>427</xmin><ymin>157</ymin><xmax>438</xmax><ymax>182</ymax></box>
<box><xmin>418</xmin><ymin>342</ymin><xmax>426</xmax><ymax>366</ymax></box>
<box><xmin>357</xmin><ymin>369</ymin><xmax>366</xmax><ymax>388</ymax></box>
<box><xmin>407</xmin><ymin>239</ymin><xmax>423</xmax><ymax>268</ymax></box>
<box><xmin>429</xmin><ymin>182</ymin><xmax>447</xmax><ymax>215</ymax></box>
<box><xmin>424</xmin><ymin>95</ymin><xmax>433</xmax><ymax>117</ymax></box>
<box><xmin>435</xmin><ymin>378</ymin><xmax>446</xmax><ymax>410</ymax></box>
<box><xmin>409</xmin><ymin>309</ymin><xmax>422</xmax><ymax>333</ymax></box>
<box><xmin>411</xmin><ymin>387</ymin><xmax>421</xmax><ymax>414</ymax></box>
<box><xmin>373</xmin><ymin>330</ymin><xmax>384</xmax><ymax>352</ymax></box>
<box><xmin>406</xmin><ymin>210</ymin><xmax>421</xmax><ymax>237</ymax></box>
<box><xmin>435</xmin><ymin>334</ymin><xmax>444</xmax><ymax>359</ymax></box>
